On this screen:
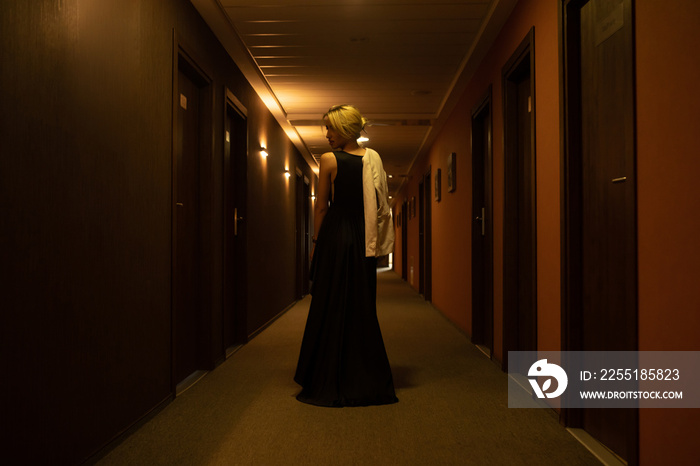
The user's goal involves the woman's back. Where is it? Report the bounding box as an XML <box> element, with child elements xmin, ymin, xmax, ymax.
<box><xmin>331</xmin><ymin>151</ymin><xmax>364</xmax><ymax>215</ymax></box>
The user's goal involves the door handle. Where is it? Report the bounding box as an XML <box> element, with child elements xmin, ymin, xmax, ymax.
<box><xmin>234</xmin><ymin>207</ymin><xmax>243</xmax><ymax>236</ymax></box>
<box><xmin>475</xmin><ymin>207</ymin><xmax>485</xmax><ymax>236</ymax></box>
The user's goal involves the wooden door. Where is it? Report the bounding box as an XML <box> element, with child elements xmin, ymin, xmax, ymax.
<box><xmin>223</xmin><ymin>92</ymin><xmax>248</xmax><ymax>353</ymax></box>
<box><xmin>419</xmin><ymin>171</ymin><xmax>432</xmax><ymax>301</ymax></box>
<box><xmin>424</xmin><ymin>170</ymin><xmax>432</xmax><ymax>302</ymax></box>
<box><xmin>561</xmin><ymin>0</ymin><xmax>638</xmax><ymax>462</ymax></box>
<box><xmin>173</xmin><ymin>48</ymin><xmax>214</xmax><ymax>391</ymax></box>
<box><xmin>302</xmin><ymin>178</ymin><xmax>310</xmax><ymax>293</ymax></box>
<box><xmin>295</xmin><ymin>172</ymin><xmax>310</xmax><ymax>298</ymax></box>
<box><xmin>174</xmin><ymin>66</ymin><xmax>202</xmax><ymax>387</ymax></box>
<box><xmin>418</xmin><ymin>181</ymin><xmax>425</xmax><ymax>295</ymax></box>
<box><xmin>401</xmin><ymin>202</ymin><xmax>408</xmax><ymax>280</ymax></box>
<box><xmin>502</xmin><ymin>29</ymin><xmax>537</xmax><ymax>371</ymax></box>
<box><xmin>471</xmin><ymin>89</ymin><xmax>494</xmax><ymax>353</ymax></box>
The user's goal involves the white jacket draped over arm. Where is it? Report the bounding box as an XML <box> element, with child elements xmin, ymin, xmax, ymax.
<box><xmin>362</xmin><ymin>148</ymin><xmax>395</xmax><ymax>257</ymax></box>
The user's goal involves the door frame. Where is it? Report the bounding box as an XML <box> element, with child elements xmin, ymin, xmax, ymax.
<box><xmin>471</xmin><ymin>87</ymin><xmax>494</xmax><ymax>354</ymax></box>
<box><xmin>559</xmin><ymin>0</ymin><xmax>639</xmax><ymax>462</ymax></box>
<box><xmin>501</xmin><ymin>28</ymin><xmax>537</xmax><ymax>371</ymax></box>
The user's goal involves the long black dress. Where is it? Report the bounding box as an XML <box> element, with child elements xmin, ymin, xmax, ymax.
<box><xmin>294</xmin><ymin>151</ymin><xmax>398</xmax><ymax>407</ymax></box>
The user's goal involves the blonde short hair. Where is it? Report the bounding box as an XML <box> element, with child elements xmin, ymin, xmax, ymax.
<box><xmin>323</xmin><ymin>104</ymin><xmax>368</xmax><ymax>141</ymax></box>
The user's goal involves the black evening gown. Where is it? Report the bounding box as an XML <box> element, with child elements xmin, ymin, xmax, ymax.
<box><xmin>294</xmin><ymin>151</ymin><xmax>398</xmax><ymax>407</ymax></box>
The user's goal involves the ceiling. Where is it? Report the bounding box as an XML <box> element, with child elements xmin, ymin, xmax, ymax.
<box><xmin>190</xmin><ymin>0</ymin><xmax>518</xmax><ymax>196</ymax></box>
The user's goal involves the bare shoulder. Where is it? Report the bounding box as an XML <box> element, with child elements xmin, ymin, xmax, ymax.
<box><xmin>319</xmin><ymin>152</ymin><xmax>337</xmax><ymax>170</ymax></box>
<box><xmin>320</xmin><ymin>151</ymin><xmax>336</xmax><ymax>163</ymax></box>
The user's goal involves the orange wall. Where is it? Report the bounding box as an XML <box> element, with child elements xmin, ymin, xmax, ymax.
<box><xmin>395</xmin><ymin>0</ymin><xmax>699</xmax><ymax>463</ymax></box>
<box><xmin>636</xmin><ymin>0</ymin><xmax>700</xmax><ymax>463</ymax></box>
<box><xmin>396</xmin><ymin>0</ymin><xmax>561</xmax><ymax>363</ymax></box>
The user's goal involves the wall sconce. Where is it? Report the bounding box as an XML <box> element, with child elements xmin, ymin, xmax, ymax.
<box><xmin>284</xmin><ymin>169</ymin><xmax>291</xmax><ymax>179</ymax></box>
<box><xmin>260</xmin><ymin>147</ymin><xmax>268</xmax><ymax>158</ymax></box>
<box><xmin>311</xmin><ymin>194</ymin><xmax>316</xmax><ymax>202</ymax></box>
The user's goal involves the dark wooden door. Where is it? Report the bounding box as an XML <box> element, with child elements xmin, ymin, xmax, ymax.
<box><xmin>174</xmin><ymin>68</ymin><xmax>201</xmax><ymax>386</ymax></box>
<box><xmin>418</xmin><ymin>181</ymin><xmax>425</xmax><ymax>294</ymax></box>
<box><xmin>561</xmin><ymin>0</ymin><xmax>638</xmax><ymax>462</ymax></box>
<box><xmin>471</xmin><ymin>90</ymin><xmax>493</xmax><ymax>353</ymax></box>
<box><xmin>295</xmin><ymin>172</ymin><xmax>310</xmax><ymax>299</ymax></box>
<box><xmin>580</xmin><ymin>0</ymin><xmax>636</xmax><ymax>353</ymax></box>
<box><xmin>302</xmin><ymin>179</ymin><xmax>310</xmax><ymax>293</ymax></box>
<box><xmin>425</xmin><ymin>171</ymin><xmax>432</xmax><ymax>302</ymax></box>
<box><xmin>401</xmin><ymin>202</ymin><xmax>408</xmax><ymax>280</ymax></box>
<box><xmin>502</xmin><ymin>30</ymin><xmax>537</xmax><ymax>371</ymax></box>
<box><xmin>223</xmin><ymin>94</ymin><xmax>248</xmax><ymax>353</ymax></box>
<box><xmin>419</xmin><ymin>171</ymin><xmax>432</xmax><ymax>301</ymax></box>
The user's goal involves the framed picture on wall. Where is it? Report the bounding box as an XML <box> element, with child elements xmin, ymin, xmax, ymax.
<box><xmin>435</xmin><ymin>168</ymin><xmax>441</xmax><ymax>202</ymax></box>
<box><xmin>447</xmin><ymin>152</ymin><xmax>456</xmax><ymax>192</ymax></box>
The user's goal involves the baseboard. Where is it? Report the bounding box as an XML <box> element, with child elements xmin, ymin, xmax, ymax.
<box><xmin>83</xmin><ymin>393</ymin><xmax>173</xmax><ymax>465</ymax></box>
<box><xmin>567</xmin><ymin>428</ymin><xmax>627</xmax><ymax>466</ymax></box>
<box><xmin>247</xmin><ymin>297</ymin><xmax>306</xmax><ymax>340</ymax></box>
<box><xmin>175</xmin><ymin>369</ymin><xmax>208</xmax><ymax>396</ymax></box>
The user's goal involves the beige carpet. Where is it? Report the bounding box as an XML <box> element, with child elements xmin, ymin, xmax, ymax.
<box><xmin>97</xmin><ymin>269</ymin><xmax>600</xmax><ymax>465</ymax></box>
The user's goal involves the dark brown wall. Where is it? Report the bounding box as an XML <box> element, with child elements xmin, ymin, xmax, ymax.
<box><xmin>244</xmin><ymin>108</ymin><xmax>307</xmax><ymax>335</ymax></box>
<box><xmin>0</xmin><ymin>0</ymin><xmax>310</xmax><ymax>463</ymax></box>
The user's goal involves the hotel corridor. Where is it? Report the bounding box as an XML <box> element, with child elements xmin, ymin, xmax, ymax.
<box><xmin>97</xmin><ymin>270</ymin><xmax>600</xmax><ymax>465</ymax></box>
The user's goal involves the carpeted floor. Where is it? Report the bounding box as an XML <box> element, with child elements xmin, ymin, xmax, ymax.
<box><xmin>97</xmin><ymin>269</ymin><xmax>601</xmax><ymax>465</ymax></box>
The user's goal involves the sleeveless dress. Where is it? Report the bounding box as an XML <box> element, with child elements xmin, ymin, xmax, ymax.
<box><xmin>294</xmin><ymin>151</ymin><xmax>398</xmax><ymax>407</ymax></box>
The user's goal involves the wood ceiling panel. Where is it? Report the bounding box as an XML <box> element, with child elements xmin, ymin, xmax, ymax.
<box><xmin>251</xmin><ymin>46</ymin><xmax>467</xmax><ymax>59</ymax></box>
<box><xmin>255</xmin><ymin>54</ymin><xmax>463</xmax><ymax>67</ymax></box>
<box><xmin>235</xmin><ymin>19</ymin><xmax>481</xmax><ymax>36</ymax></box>
<box><xmin>221</xmin><ymin>0</ymin><xmax>490</xmax><ymax>7</ymax></box>
<box><xmin>267</xmin><ymin>74</ymin><xmax>454</xmax><ymax>87</ymax></box>
<box><xmin>225</xmin><ymin>3</ymin><xmax>489</xmax><ymax>22</ymax></box>
<box><xmin>245</xmin><ymin>32</ymin><xmax>476</xmax><ymax>47</ymax></box>
<box><xmin>261</xmin><ymin>69</ymin><xmax>457</xmax><ymax>81</ymax></box>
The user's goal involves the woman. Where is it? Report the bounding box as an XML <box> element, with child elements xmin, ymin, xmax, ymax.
<box><xmin>294</xmin><ymin>105</ymin><xmax>398</xmax><ymax>407</ymax></box>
